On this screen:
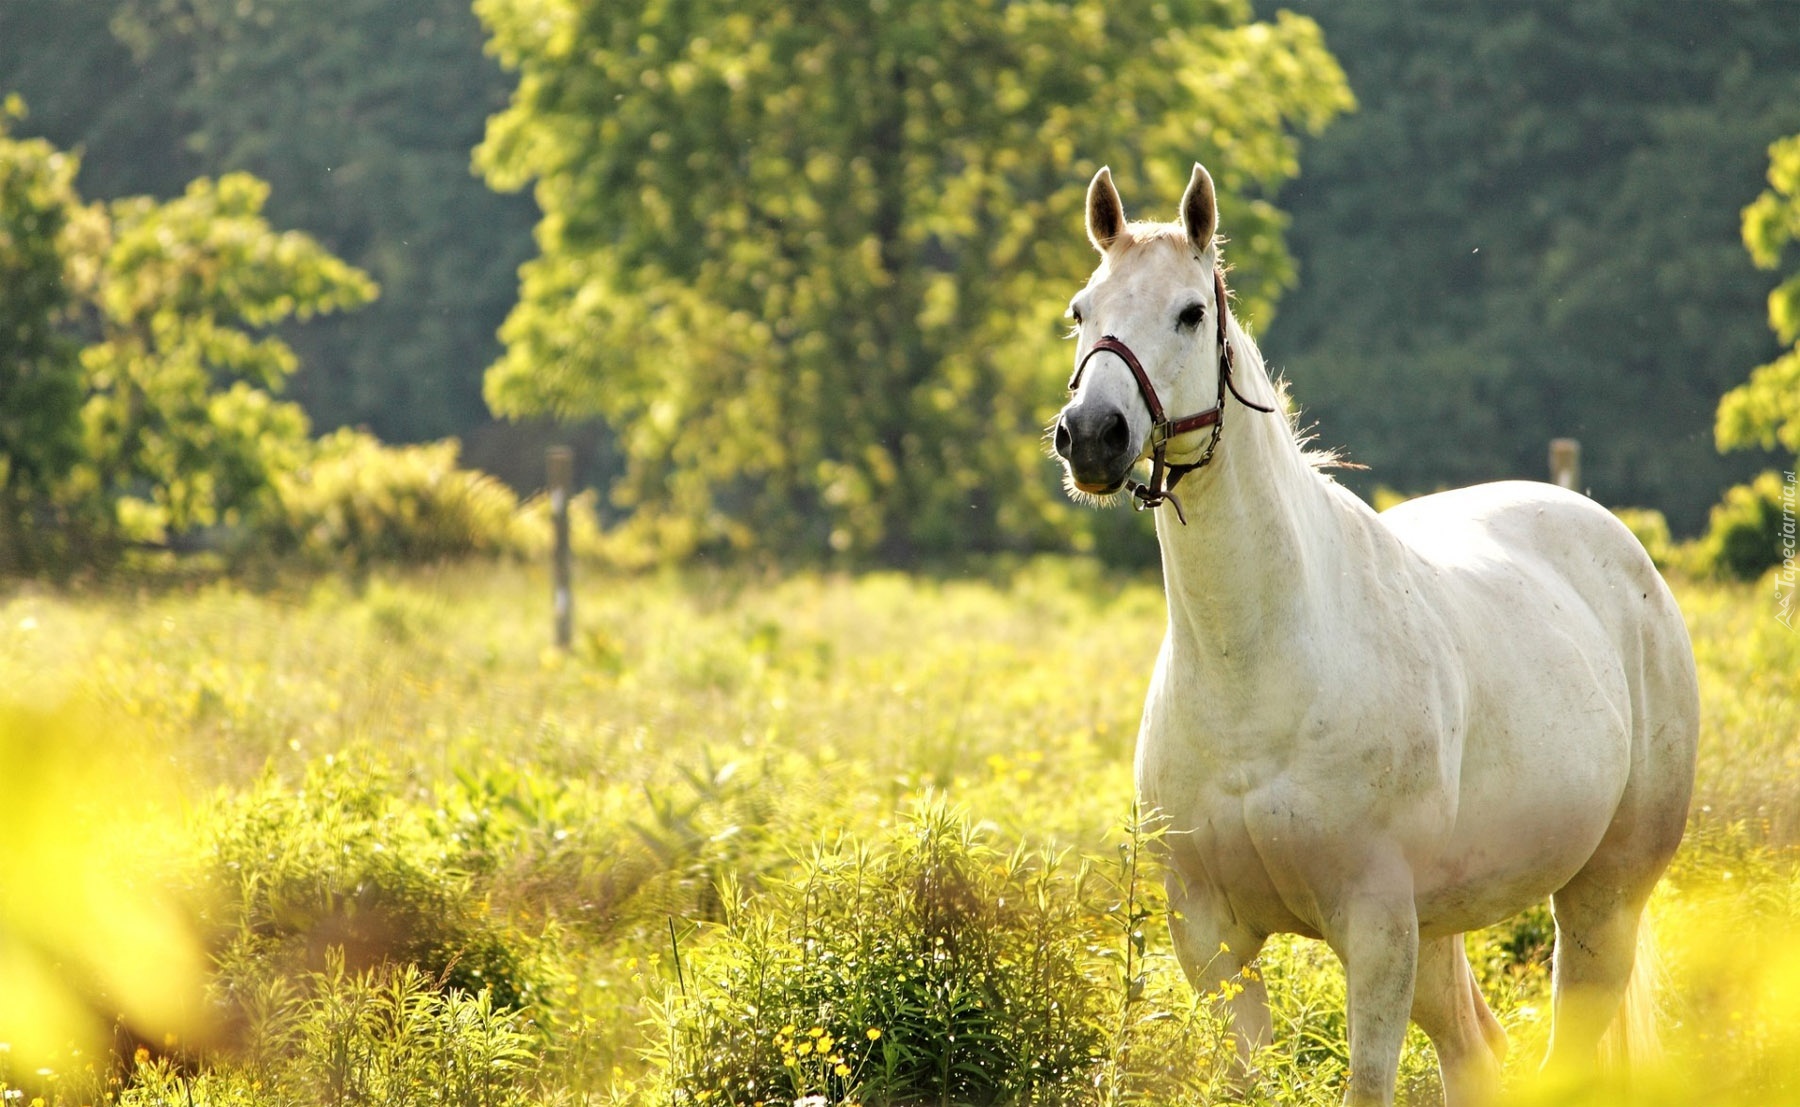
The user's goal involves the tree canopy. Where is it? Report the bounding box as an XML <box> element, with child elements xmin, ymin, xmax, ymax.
<box><xmin>476</xmin><ymin>0</ymin><xmax>1351</xmax><ymax>561</ymax></box>
<box><xmin>71</xmin><ymin>172</ymin><xmax>378</xmax><ymax>541</ymax></box>
<box><xmin>0</xmin><ymin>106</ymin><xmax>375</xmax><ymax>568</ymax></box>
<box><xmin>0</xmin><ymin>96</ymin><xmax>84</xmax><ymax>528</ymax></box>
<box><xmin>1720</xmin><ymin>132</ymin><xmax>1800</xmax><ymax>459</ymax></box>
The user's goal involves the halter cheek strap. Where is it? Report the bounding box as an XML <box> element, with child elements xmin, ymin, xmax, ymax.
<box><xmin>1067</xmin><ymin>268</ymin><xmax>1275</xmax><ymax>524</ymax></box>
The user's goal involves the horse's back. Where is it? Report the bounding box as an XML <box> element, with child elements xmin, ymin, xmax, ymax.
<box><xmin>1379</xmin><ymin>478</ymin><xmax>1696</xmax><ymax>736</ymax></box>
<box><xmin>1380</xmin><ymin>481</ymin><xmax>1683</xmax><ymax>657</ymax></box>
<box><xmin>1383</xmin><ymin>480</ymin><xmax>1644</xmax><ymax>584</ymax></box>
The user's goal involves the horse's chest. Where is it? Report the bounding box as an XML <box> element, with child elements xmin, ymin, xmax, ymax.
<box><xmin>1133</xmin><ymin>685</ymin><xmax>1439</xmax><ymax>936</ymax></box>
<box><xmin>1153</xmin><ymin>779</ymin><xmax>1323</xmax><ymax>937</ymax></box>
<box><xmin>1136</xmin><ymin>733</ymin><xmax>1322</xmax><ymax>934</ymax></box>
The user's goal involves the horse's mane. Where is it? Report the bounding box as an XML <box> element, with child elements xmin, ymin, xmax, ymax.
<box><xmin>1222</xmin><ymin>283</ymin><xmax>1354</xmax><ymax>476</ymax></box>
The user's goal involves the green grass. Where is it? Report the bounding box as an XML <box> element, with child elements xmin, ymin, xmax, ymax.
<box><xmin>0</xmin><ymin>559</ymin><xmax>1795</xmax><ymax>1105</ymax></box>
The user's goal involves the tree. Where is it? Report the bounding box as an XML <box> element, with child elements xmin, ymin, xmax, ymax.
<box><xmin>0</xmin><ymin>109</ymin><xmax>377</xmax><ymax>566</ymax></box>
<box><xmin>2</xmin><ymin>0</ymin><xmax>535</xmax><ymax>445</ymax></box>
<box><xmin>0</xmin><ymin>2</ymin><xmax>196</xmax><ymax>199</ymax></box>
<box><xmin>66</xmin><ymin>172</ymin><xmax>378</xmax><ymax>544</ymax></box>
<box><xmin>476</xmin><ymin>0</ymin><xmax>1351</xmax><ymax>562</ymax></box>
<box><xmin>1720</xmin><ymin>132</ymin><xmax>1800</xmax><ymax>458</ymax></box>
<box><xmin>107</xmin><ymin>0</ymin><xmax>538</xmax><ymax>443</ymax></box>
<box><xmin>1685</xmin><ymin>129</ymin><xmax>1800</xmax><ymax>582</ymax></box>
<box><xmin>0</xmin><ymin>98</ymin><xmax>85</xmax><ymax>568</ymax></box>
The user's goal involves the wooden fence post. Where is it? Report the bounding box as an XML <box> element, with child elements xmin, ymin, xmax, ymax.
<box><xmin>548</xmin><ymin>446</ymin><xmax>574</xmax><ymax>650</ymax></box>
<box><xmin>1549</xmin><ymin>438</ymin><xmax>1580</xmax><ymax>492</ymax></box>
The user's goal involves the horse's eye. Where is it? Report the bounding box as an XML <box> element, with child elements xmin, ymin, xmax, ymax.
<box><xmin>1177</xmin><ymin>302</ymin><xmax>1206</xmax><ymax>330</ymax></box>
<box><xmin>1069</xmin><ymin>307</ymin><xmax>1083</xmax><ymax>325</ymax></box>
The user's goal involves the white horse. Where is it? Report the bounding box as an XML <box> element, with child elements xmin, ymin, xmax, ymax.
<box><xmin>1052</xmin><ymin>163</ymin><xmax>1698</xmax><ymax>1107</ymax></box>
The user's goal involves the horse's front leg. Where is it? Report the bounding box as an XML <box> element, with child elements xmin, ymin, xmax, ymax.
<box><xmin>1165</xmin><ymin>872</ymin><xmax>1270</xmax><ymax>1086</ymax></box>
<box><xmin>1328</xmin><ymin>860</ymin><xmax>1420</xmax><ymax>1107</ymax></box>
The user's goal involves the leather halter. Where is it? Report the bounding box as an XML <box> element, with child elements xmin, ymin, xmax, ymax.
<box><xmin>1066</xmin><ymin>267</ymin><xmax>1276</xmax><ymax>524</ymax></box>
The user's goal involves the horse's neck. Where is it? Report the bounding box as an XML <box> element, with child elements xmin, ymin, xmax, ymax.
<box><xmin>1154</xmin><ymin>330</ymin><xmax>1347</xmax><ymax>683</ymax></box>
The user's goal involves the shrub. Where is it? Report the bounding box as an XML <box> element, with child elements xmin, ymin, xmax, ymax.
<box><xmin>268</xmin><ymin>429</ymin><xmax>528</xmax><ymax>566</ymax></box>
<box><xmin>1690</xmin><ymin>470</ymin><xmax>1793</xmax><ymax>580</ymax></box>
<box><xmin>192</xmin><ymin>752</ymin><xmax>535</xmax><ymax>1019</ymax></box>
<box><xmin>121</xmin><ymin>955</ymin><xmax>538</xmax><ymax>1107</ymax></box>
<box><xmin>646</xmin><ymin>803</ymin><xmax>1119</xmax><ymax>1106</ymax></box>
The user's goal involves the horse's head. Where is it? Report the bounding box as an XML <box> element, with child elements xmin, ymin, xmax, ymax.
<box><xmin>1053</xmin><ymin>163</ymin><xmax>1238</xmax><ymax>510</ymax></box>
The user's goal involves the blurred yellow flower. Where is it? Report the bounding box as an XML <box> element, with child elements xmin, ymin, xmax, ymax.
<box><xmin>0</xmin><ymin>702</ymin><xmax>207</xmax><ymax>1066</ymax></box>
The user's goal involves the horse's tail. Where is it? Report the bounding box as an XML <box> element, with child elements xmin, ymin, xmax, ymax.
<box><xmin>1599</xmin><ymin>915</ymin><xmax>1663</xmax><ymax>1068</ymax></box>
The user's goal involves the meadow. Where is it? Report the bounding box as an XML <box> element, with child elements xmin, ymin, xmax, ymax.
<box><xmin>0</xmin><ymin>558</ymin><xmax>1796</xmax><ymax>1106</ymax></box>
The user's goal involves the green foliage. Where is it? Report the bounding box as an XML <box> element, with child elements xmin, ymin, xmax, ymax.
<box><xmin>1742</xmin><ymin>134</ymin><xmax>1800</xmax><ymax>307</ymax></box>
<box><xmin>0</xmin><ymin>112</ymin><xmax>381</xmax><ymax>567</ymax></box>
<box><xmin>195</xmin><ymin>752</ymin><xmax>535</xmax><ymax>1011</ymax></box>
<box><xmin>1719</xmin><ymin>132</ymin><xmax>1800</xmax><ymax>459</ymax></box>
<box><xmin>1719</xmin><ymin>345</ymin><xmax>1800</xmax><ymax>460</ymax></box>
<box><xmin>11</xmin><ymin>1</ymin><xmax>1800</xmax><ymax>554</ymax></box>
<box><xmin>1611</xmin><ymin>506</ymin><xmax>1675</xmax><ymax>570</ymax></box>
<box><xmin>0</xmin><ymin>1</ymin><xmax>192</xmax><ymax>199</ymax></box>
<box><xmin>6</xmin><ymin>0</ymin><xmax>540</xmax><ymax>443</ymax></box>
<box><xmin>0</xmin><ymin>99</ymin><xmax>85</xmax><ymax>567</ymax></box>
<box><xmin>650</xmin><ymin>803</ymin><xmax>1117</xmax><ymax>1106</ymax></box>
<box><xmin>119</xmin><ymin>956</ymin><xmax>537</xmax><ymax>1107</ymax></box>
<box><xmin>476</xmin><ymin>0</ymin><xmax>1351</xmax><ymax>562</ymax></box>
<box><xmin>1690</xmin><ymin>469</ymin><xmax>1794</xmax><ymax>581</ymax></box>
<box><xmin>71</xmin><ymin>172</ymin><xmax>376</xmax><ymax>543</ymax></box>
<box><xmin>268</xmin><ymin>429</ymin><xmax>530</xmax><ymax>567</ymax></box>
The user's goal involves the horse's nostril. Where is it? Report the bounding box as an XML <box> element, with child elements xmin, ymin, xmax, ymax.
<box><xmin>1101</xmin><ymin>410</ymin><xmax>1130</xmax><ymax>454</ymax></box>
<box><xmin>1053</xmin><ymin>420</ymin><xmax>1073</xmax><ymax>460</ymax></box>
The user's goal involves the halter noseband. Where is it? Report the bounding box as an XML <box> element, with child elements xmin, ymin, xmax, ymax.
<box><xmin>1066</xmin><ymin>267</ymin><xmax>1276</xmax><ymax>525</ymax></box>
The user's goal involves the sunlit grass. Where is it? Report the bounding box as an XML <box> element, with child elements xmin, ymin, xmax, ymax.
<box><xmin>0</xmin><ymin>561</ymin><xmax>1793</xmax><ymax>1105</ymax></box>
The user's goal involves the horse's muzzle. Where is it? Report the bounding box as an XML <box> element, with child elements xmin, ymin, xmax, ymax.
<box><xmin>1055</xmin><ymin>401</ymin><xmax>1134</xmax><ymax>494</ymax></box>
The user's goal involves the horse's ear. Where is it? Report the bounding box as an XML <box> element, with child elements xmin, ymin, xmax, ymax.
<box><xmin>1087</xmin><ymin>166</ymin><xmax>1126</xmax><ymax>253</ymax></box>
<box><xmin>1180</xmin><ymin>162</ymin><xmax>1218</xmax><ymax>256</ymax></box>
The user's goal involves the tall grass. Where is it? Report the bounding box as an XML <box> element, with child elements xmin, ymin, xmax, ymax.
<box><xmin>0</xmin><ymin>560</ymin><xmax>1794</xmax><ymax>1105</ymax></box>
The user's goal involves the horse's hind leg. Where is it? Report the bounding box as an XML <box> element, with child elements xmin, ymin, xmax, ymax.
<box><xmin>1548</xmin><ymin>622</ymin><xmax>1695</xmax><ymax>1071</ymax></box>
<box><xmin>1545</xmin><ymin>874</ymin><xmax>1655</xmax><ymax>1070</ymax></box>
<box><xmin>1545</xmin><ymin>780</ymin><xmax>1683</xmax><ymax>1069</ymax></box>
<box><xmin>1411</xmin><ymin>935</ymin><xmax>1505</xmax><ymax>1106</ymax></box>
